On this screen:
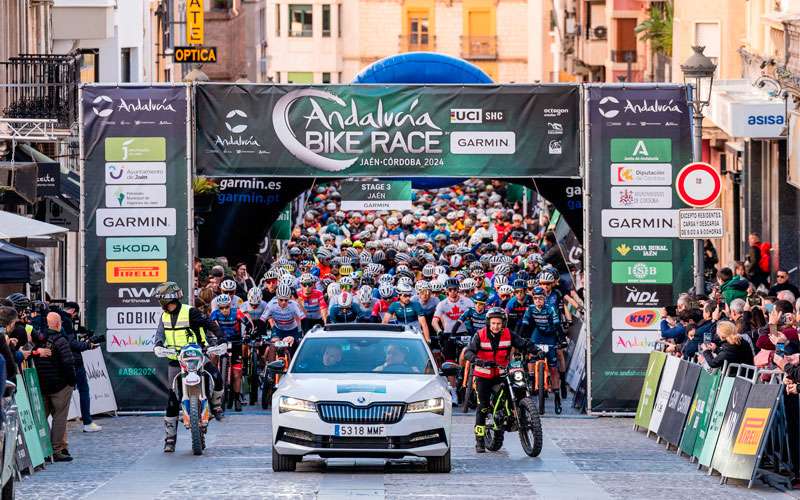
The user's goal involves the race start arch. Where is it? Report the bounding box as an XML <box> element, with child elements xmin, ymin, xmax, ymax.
<box><xmin>80</xmin><ymin>54</ymin><xmax>694</xmax><ymax>414</ymax></box>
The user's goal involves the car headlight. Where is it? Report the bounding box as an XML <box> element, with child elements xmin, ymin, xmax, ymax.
<box><xmin>278</xmin><ymin>396</ymin><xmax>316</xmax><ymax>414</ymax></box>
<box><xmin>406</xmin><ymin>397</ymin><xmax>445</xmax><ymax>415</ymax></box>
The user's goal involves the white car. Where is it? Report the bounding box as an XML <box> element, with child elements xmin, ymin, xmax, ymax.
<box><xmin>270</xmin><ymin>324</ymin><xmax>458</xmax><ymax>473</ymax></box>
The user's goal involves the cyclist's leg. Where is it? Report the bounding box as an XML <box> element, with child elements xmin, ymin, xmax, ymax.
<box><xmin>546</xmin><ymin>343</ymin><xmax>560</xmax><ymax>389</ymax></box>
<box><xmin>230</xmin><ymin>343</ymin><xmax>244</xmax><ymax>411</ymax></box>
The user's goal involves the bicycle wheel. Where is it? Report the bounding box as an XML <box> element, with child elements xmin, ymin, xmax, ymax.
<box><xmin>461</xmin><ymin>363</ymin><xmax>474</xmax><ymax>414</ymax></box>
<box><xmin>537</xmin><ymin>362</ymin><xmax>546</xmax><ymax>416</ymax></box>
<box><xmin>220</xmin><ymin>356</ymin><xmax>231</xmax><ymax>410</ymax></box>
<box><xmin>517</xmin><ymin>397</ymin><xmax>543</xmax><ymax>457</ymax></box>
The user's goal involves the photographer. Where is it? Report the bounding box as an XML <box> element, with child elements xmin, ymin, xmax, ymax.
<box><xmin>61</xmin><ymin>301</ymin><xmax>103</xmax><ymax>433</ymax></box>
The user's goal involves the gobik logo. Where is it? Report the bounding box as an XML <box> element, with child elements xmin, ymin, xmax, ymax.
<box><xmin>92</xmin><ymin>95</ymin><xmax>113</xmax><ymax>117</ymax></box>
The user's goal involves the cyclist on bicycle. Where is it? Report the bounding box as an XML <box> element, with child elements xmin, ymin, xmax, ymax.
<box><xmin>328</xmin><ymin>291</ymin><xmax>363</xmax><ymax>323</ymax></box>
<box><xmin>413</xmin><ymin>280</ymin><xmax>439</xmax><ymax>331</ymax></box>
<box><xmin>519</xmin><ymin>286</ymin><xmax>562</xmax><ymax>412</ymax></box>
<box><xmin>260</xmin><ymin>284</ymin><xmax>304</xmax><ymax>351</ymax></box>
<box><xmin>463</xmin><ymin>307</ymin><xmax>534</xmax><ymax>453</ymax></box>
<box><xmin>209</xmin><ymin>294</ymin><xmax>253</xmax><ymax>412</ymax></box>
<box><xmin>240</xmin><ymin>287</ymin><xmax>268</xmax><ymax>336</ymax></box>
<box><xmin>297</xmin><ymin>273</ymin><xmax>328</xmax><ymax>331</ymax></box>
<box><xmin>505</xmin><ymin>279</ymin><xmax>532</xmax><ymax>332</ymax></box>
<box><xmin>383</xmin><ymin>283</ymin><xmax>430</xmax><ymax>342</ymax></box>
<box><xmin>212</xmin><ymin>279</ymin><xmax>243</xmax><ymax>311</ymax></box>
<box><xmin>452</xmin><ymin>291</ymin><xmax>489</xmax><ymax>337</ymax></box>
<box><xmin>356</xmin><ymin>286</ymin><xmax>377</xmax><ymax>322</ymax></box>
<box><xmin>371</xmin><ymin>283</ymin><xmax>395</xmax><ymax>322</ymax></box>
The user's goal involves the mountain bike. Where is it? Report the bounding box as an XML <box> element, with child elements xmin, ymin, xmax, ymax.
<box><xmin>262</xmin><ymin>337</ymin><xmax>293</xmax><ymax>409</ymax></box>
<box><xmin>530</xmin><ymin>344</ymin><xmax>563</xmax><ymax>415</ymax></box>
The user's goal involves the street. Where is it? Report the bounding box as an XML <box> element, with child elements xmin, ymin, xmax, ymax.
<box><xmin>17</xmin><ymin>406</ymin><xmax>792</xmax><ymax>500</ymax></box>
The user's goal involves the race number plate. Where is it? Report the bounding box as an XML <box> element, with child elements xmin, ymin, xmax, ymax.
<box><xmin>333</xmin><ymin>424</ymin><xmax>387</xmax><ymax>437</ymax></box>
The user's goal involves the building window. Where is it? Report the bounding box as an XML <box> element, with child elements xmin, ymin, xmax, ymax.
<box><xmin>338</xmin><ymin>71</ymin><xmax>343</xmax><ymax>83</ymax></box>
<box><xmin>338</xmin><ymin>4</ymin><xmax>342</xmax><ymax>37</ymax></box>
<box><xmin>322</xmin><ymin>5</ymin><xmax>331</xmax><ymax>37</ymax></box>
<box><xmin>276</xmin><ymin>4</ymin><xmax>281</xmax><ymax>36</ymax></box>
<box><xmin>78</xmin><ymin>50</ymin><xmax>99</xmax><ymax>83</ymax></box>
<box><xmin>289</xmin><ymin>4</ymin><xmax>313</xmax><ymax>37</ymax></box>
<box><xmin>611</xmin><ymin>18</ymin><xmax>637</xmax><ymax>63</ymax></box>
<box><xmin>408</xmin><ymin>12</ymin><xmax>430</xmax><ymax>50</ymax></box>
<box><xmin>694</xmin><ymin>22</ymin><xmax>721</xmax><ymax>74</ymax></box>
<box><xmin>322</xmin><ymin>72</ymin><xmax>331</xmax><ymax>83</ymax></box>
<box><xmin>121</xmin><ymin>48</ymin><xmax>131</xmax><ymax>82</ymax></box>
<box><xmin>287</xmin><ymin>71</ymin><xmax>314</xmax><ymax>83</ymax></box>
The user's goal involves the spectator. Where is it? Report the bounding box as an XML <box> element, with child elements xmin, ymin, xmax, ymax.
<box><xmin>703</xmin><ymin>239</ymin><xmax>719</xmax><ymax>283</ymax></box>
<box><xmin>234</xmin><ymin>262</ymin><xmax>256</xmax><ymax>298</ymax></box>
<box><xmin>34</xmin><ymin>312</ymin><xmax>76</xmax><ymax>462</ymax></box>
<box><xmin>61</xmin><ymin>302</ymin><xmax>102</xmax><ymax>433</ymax></box>
<box><xmin>700</xmin><ymin>320</ymin><xmax>754</xmax><ymax>368</ymax></box>
<box><xmin>659</xmin><ymin>307</ymin><xmax>687</xmax><ymax>344</ymax></box>
<box><xmin>718</xmin><ymin>267</ymin><xmax>749</xmax><ymax>305</ymax></box>
<box><xmin>0</xmin><ymin>307</ymin><xmax>19</xmax><ymax>380</ymax></box>
<box><xmin>769</xmin><ymin>270</ymin><xmax>800</xmax><ymax>298</ymax></box>
<box><xmin>777</xmin><ymin>290</ymin><xmax>797</xmax><ymax>305</ymax></box>
<box><xmin>746</xmin><ymin>233</ymin><xmax>769</xmax><ymax>288</ymax></box>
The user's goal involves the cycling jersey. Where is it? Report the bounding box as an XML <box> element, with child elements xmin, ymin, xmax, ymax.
<box><xmin>434</xmin><ymin>296</ymin><xmax>475</xmax><ymax>334</ymax></box>
<box><xmin>239</xmin><ymin>301</ymin><xmax>267</xmax><ymax>323</ymax></box>
<box><xmin>458</xmin><ymin>307</ymin><xmax>487</xmax><ymax>334</ymax></box>
<box><xmin>209</xmin><ymin>308</ymin><xmax>246</xmax><ymax>340</ymax></box>
<box><xmin>260</xmin><ymin>300</ymin><xmax>305</xmax><ymax>331</ymax></box>
<box><xmin>505</xmin><ymin>295</ymin><xmax>533</xmax><ymax>332</ymax></box>
<box><xmin>486</xmin><ymin>293</ymin><xmax>503</xmax><ymax>307</ymax></box>
<box><xmin>519</xmin><ymin>303</ymin><xmax>560</xmax><ymax>341</ymax></box>
<box><xmin>387</xmin><ymin>300</ymin><xmax>424</xmax><ymax>326</ymax></box>
<box><xmin>371</xmin><ymin>299</ymin><xmax>392</xmax><ymax>319</ymax></box>
<box><xmin>328</xmin><ymin>304</ymin><xmax>363</xmax><ymax>323</ymax></box>
<box><xmin>297</xmin><ymin>289</ymin><xmax>327</xmax><ymax>320</ymax></box>
<box><xmin>544</xmin><ymin>289</ymin><xmax>564</xmax><ymax>312</ymax></box>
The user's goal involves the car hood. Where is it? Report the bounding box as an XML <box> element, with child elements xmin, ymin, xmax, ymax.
<box><xmin>277</xmin><ymin>373</ymin><xmax>446</xmax><ymax>404</ymax></box>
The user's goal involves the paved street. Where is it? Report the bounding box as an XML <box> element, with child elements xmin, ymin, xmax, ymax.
<box><xmin>17</xmin><ymin>404</ymin><xmax>794</xmax><ymax>500</ymax></box>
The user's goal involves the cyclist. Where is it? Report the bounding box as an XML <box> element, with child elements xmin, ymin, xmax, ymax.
<box><xmin>413</xmin><ymin>281</ymin><xmax>439</xmax><ymax>330</ymax></box>
<box><xmin>383</xmin><ymin>283</ymin><xmax>430</xmax><ymax>342</ymax></box>
<box><xmin>209</xmin><ymin>294</ymin><xmax>253</xmax><ymax>412</ymax></box>
<box><xmin>152</xmin><ymin>282</ymin><xmax>224</xmax><ymax>452</ymax></box>
<box><xmin>432</xmin><ymin>278</ymin><xmax>474</xmax><ymax>398</ymax></box>
<box><xmin>260</xmin><ymin>284</ymin><xmax>305</xmax><ymax>351</ymax></box>
<box><xmin>505</xmin><ymin>279</ymin><xmax>532</xmax><ymax>332</ymax></box>
<box><xmin>463</xmin><ymin>307</ymin><xmax>534</xmax><ymax>453</ymax></box>
<box><xmin>240</xmin><ymin>287</ymin><xmax>268</xmax><ymax>336</ymax></box>
<box><xmin>260</xmin><ymin>270</ymin><xmax>280</xmax><ymax>303</ymax></box>
<box><xmin>212</xmin><ymin>279</ymin><xmax>243</xmax><ymax>311</ymax></box>
<box><xmin>356</xmin><ymin>286</ymin><xmax>377</xmax><ymax>322</ymax></box>
<box><xmin>452</xmin><ymin>291</ymin><xmax>488</xmax><ymax>337</ymax></box>
<box><xmin>328</xmin><ymin>291</ymin><xmax>363</xmax><ymax>323</ymax></box>
<box><xmin>519</xmin><ymin>286</ymin><xmax>562</xmax><ymax>413</ymax></box>
<box><xmin>297</xmin><ymin>273</ymin><xmax>328</xmax><ymax>331</ymax></box>
<box><xmin>371</xmin><ymin>283</ymin><xmax>395</xmax><ymax>322</ymax></box>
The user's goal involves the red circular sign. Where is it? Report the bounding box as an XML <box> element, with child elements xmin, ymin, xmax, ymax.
<box><xmin>676</xmin><ymin>162</ymin><xmax>721</xmax><ymax>207</ymax></box>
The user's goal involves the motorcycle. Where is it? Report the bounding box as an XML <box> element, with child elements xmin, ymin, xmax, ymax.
<box><xmin>156</xmin><ymin>342</ymin><xmax>228</xmax><ymax>455</ymax></box>
<box><xmin>481</xmin><ymin>352</ymin><xmax>543</xmax><ymax>457</ymax></box>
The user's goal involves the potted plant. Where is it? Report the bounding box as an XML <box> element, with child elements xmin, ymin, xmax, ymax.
<box><xmin>193</xmin><ymin>176</ymin><xmax>219</xmax><ymax>213</ymax></box>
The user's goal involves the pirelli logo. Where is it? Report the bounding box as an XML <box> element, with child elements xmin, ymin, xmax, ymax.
<box><xmin>106</xmin><ymin>261</ymin><xmax>168</xmax><ymax>284</ymax></box>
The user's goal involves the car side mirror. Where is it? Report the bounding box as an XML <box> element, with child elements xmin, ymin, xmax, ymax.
<box><xmin>267</xmin><ymin>359</ymin><xmax>286</xmax><ymax>373</ymax></box>
<box><xmin>440</xmin><ymin>362</ymin><xmax>459</xmax><ymax>377</ymax></box>
<box><xmin>3</xmin><ymin>381</ymin><xmax>16</xmax><ymax>398</ymax></box>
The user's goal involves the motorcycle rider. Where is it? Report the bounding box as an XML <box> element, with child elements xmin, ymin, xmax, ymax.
<box><xmin>153</xmin><ymin>282</ymin><xmax>224</xmax><ymax>453</ymax></box>
<box><xmin>463</xmin><ymin>307</ymin><xmax>534</xmax><ymax>453</ymax></box>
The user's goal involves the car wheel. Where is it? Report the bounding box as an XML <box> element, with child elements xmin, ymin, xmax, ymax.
<box><xmin>272</xmin><ymin>446</ymin><xmax>298</xmax><ymax>472</ymax></box>
<box><xmin>426</xmin><ymin>448</ymin><xmax>451</xmax><ymax>473</ymax></box>
<box><xmin>1</xmin><ymin>475</ymin><xmax>13</xmax><ymax>500</ymax></box>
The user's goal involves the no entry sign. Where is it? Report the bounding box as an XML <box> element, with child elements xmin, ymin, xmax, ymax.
<box><xmin>676</xmin><ymin>162</ymin><xmax>721</xmax><ymax>207</ymax></box>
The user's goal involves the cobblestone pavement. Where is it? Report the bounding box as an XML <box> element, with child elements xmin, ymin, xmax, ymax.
<box><xmin>16</xmin><ymin>404</ymin><xmax>796</xmax><ymax>500</ymax></box>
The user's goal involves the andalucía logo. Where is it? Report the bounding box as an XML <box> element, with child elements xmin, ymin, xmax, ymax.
<box><xmin>215</xmin><ymin>109</ymin><xmax>261</xmax><ymax>149</ymax></box>
<box><xmin>271</xmin><ymin>88</ymin><xmax>443</xmax><ymax>172</ymax></box>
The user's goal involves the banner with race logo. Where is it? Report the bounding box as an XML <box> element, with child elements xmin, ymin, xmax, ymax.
<box><xmin>81</xmin><ymin>85</ymin><xmax>191</xmax><ymax>410</ymax></box>
<box><xmin>585</xmin><ymin>85</ymin><xmax>694</xmax><ymax>413</ymax></box>
<box><xmin>194</xmin><ymin>84</ymin><xmax>580</xmax><ymax>178</ymax></box>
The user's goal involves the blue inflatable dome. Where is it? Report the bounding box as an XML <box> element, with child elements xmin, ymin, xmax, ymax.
<box><xmin>353</xmin><ymin>52</ymin><xmax>493</xmax><ymax>84</ymax></box>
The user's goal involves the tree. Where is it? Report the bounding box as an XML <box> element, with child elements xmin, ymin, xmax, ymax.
<box><xmin>635</xmin><ymin>2</ymin><xmax>673</xmax><ymax>57</ymax></box>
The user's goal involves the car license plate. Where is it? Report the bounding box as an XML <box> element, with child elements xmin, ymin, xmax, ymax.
<box><xmin>333</xmin><ymin>424</ymin><xmax>387</xmax><ymax>437</ymax></box>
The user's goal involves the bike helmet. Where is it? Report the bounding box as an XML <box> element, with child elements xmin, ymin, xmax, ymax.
<box><xmin>338</xmin><ymin>291</ymin><xmax>353</xmax><ymax>308</ymax></box>
<box><xmin>378</xmin><ymin>274</ymin><xmax>394</xmax><ymax>284</ymax></box>
<box><xmin>526</xmin><ymin>278</ymin><xmax>537</xmax><ymax>289</ymax></box>
<box><xmin>421</xmin><ymin>263</ymin><xmax>435</xmax><ymax>278</ymax></box>
<box><xmin>430</xmin><ymin>280</ymin><xmax>444</xmax><ymax>293</ymax></box>
<box><xmin>396</xmin><ymin>283</ymin><xmax>414</xmax><ymax>295</ymax></box>
<box><xmin>449</xmin><ymin>254</ymin><xmax>462</xmax><ymax>269</ymax></box>
<box><xmin>485</xmin><ymin>307</ymin><xmax>507</xmax><ymax>326</ymax></box>
<box><xmin>276</xmin><ymin>284</ymin><xmax>292</xmax><ymax>300</ymax></box>
<box><xmin>289</xmin><ymin>246</ymin><xmax>302</xmax><ymax>257</ymax></box>
<box><xmin>215</xmin><ymin>294</ymin><xmax>232</xmax><ymax>308</ymax></box>
<box><xmin>516</xmin><ymin>271</ymin><xmax>530</xmax><ymax>283</ymax></box>
<box><xmin>415</xmin><ymin>280</ymin><xmax>430</xmax><ymax>293</ymax></box>
<box><xmin>494</xmin><ymin>263</ymin><xmax>511</xmax><ymax>276</ymax></box>
<box><xmin>327</xmin><ymin>282</ymin><xmax>342</xmax><ymax>298</ymax></box>
<box><xmin>378</xmin><ymin>283</ymin><xmax>395</xmax><ymax>299</ymax></box>
<box><xmin>444</xmin><ymin>277</ymin><xmax>460</xmax><ymax>290</ymax></box>
<box><xmin>500</xmin><ymin>242</ymin><xmax>513</xmax><ymax>252</ymax></box>
<box><xmin>397</xmin><ymin>276</ymin><xmax>413</xmax><ymax>289</ymax></box>
<box><xmin>6</xmin><ymin>292</ymin><xmax>30</xmax><ymax>311</ymax></box>
<box><xmin>513</xmin><ymin>279</ymin><xmax>526</xmax><ymax>290</ymax></box>
<box><xmin>359</xmin><ymin>252</ymin><xmax>372</xmax><ymax>266</ymax></box>
<box><xmin>300</xmin><ymin>273</ymin><xmax>315</xmax><ymax>286</ymax></box>
<box><xmin>339</xmin><ymin>276</ymin><xmax>355</xmax><ymax>288</ymax></box>
<box><xmin>247</xmin><ymin>287</ymin><xmax>263</xmax><ymax>305</ymax></box>
<box><xmin>220</xmin><ymin>279</ymin><xmax>237</xmax><ymax>292</ymax></box>
<box><xmin>263</xmin><ymin>269</ymin><xmax>280</xmax><ymax>281</ymax></box>
<box><xmin>460</xmin><ymin>278</ymin><xmax>475</xmax><ymax>292</ymax></box>
<box><xmin>317</xmin><ymin>248</ymin><xmax>332</xmax><ymax>260</ymax></box>
<box><xmin>532</xmin><ymin>286</ymin><xmax>546</xmax><ymax>297</ymax></box>
<box><xmin>339</xmin><ymin>264</ymin><xmax>354</xmax><ymax>277</ymax></box>
<box><xmin>279</xmin><ymin>275</ymin><xmax>296</xmax><ymax>287</ymax></box>
<box><xmin>498</xmin><ymin>285</ymin><xmax>514</xmax><ymax>295</ymax></box>
<box><xmin>538</xmin><ymin>270</ymin><xmax>557</xmax><ymax>284</ymax></box>
<box><xmin>473</xmin><ymin>291</ymin><xmax>489</xmax><ymax>303</ymax></box>
<box><xmin>358</xmin><ymin>286</ymin><xmax>373</xmax><ymax>304</ymax></box>
<box><xmin>493</xmin><ymin>274</ymin><xmax>509</xmax><ymax>288</ymax></box>
<box><xmin>156</xmin><ymin>282</ymin><xmax>183</xmax><ymax>309</ymax></box>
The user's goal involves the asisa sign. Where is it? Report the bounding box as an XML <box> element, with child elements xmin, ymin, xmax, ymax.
<box><xmin>194</xmin><ymin>84</ymin><xmax>581</xmax><ymax>178</ymax></box>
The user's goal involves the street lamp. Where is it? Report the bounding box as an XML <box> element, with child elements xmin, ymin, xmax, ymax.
<box><xmin>681</xmin><ymin>45</ymin><xmax>717</xmax><ymax>296</ymax></box>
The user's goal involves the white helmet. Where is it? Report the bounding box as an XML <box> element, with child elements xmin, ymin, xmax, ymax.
<box><xmin>415</xmin><ymin>280</ymin><xmax>430</xmax><ymax>292</ymax></box>
<box><xmin>422</xmin><ymin>264</ymin><xmax>435</xmax><ymax>278</ymax></box>
<box><xmin>396</xmin><ymin>283</ymin><xmax>414</xmax><ymax>295</ymax></box>
<box><xmin>498</xmin><ymin>284</ymin><xmax>514</xmax><ymax>295</ymax></box>
<box><xmin>493</xmin><ymin>274</ymin><xmax>509</xmax><ymax>287</ymax></box>
<box><xmin>276</xmin><ymin>284</ymin><xmax>292</xmax><ymax>300</ymax></box>
<box><xmin>357</xmin><ymin>286</ymin><xmax>373</xmax><ymax>304</ymax></box>
<box><xmin>429</xmin><ymin>280</ymin><xmax>444</xmax><ymax>292</ymax></box>
<box><xmin>378</xmin><ymin>283</ymin><xmax>395</xmax><ymax>299</ymax></box>
<box><xmin>397</xmin><ymin>276</ymin><xmax>413</xmax><ymax>288</ymax></box>
<box><xmin>327</xmin><ymin>282</ymin><xmax>342</xmax><ymax>298</ymax></box>
<box><xmin>215</xmin><ymin>294</ymin><xmax>232</xmax><ymax>307</ymax></box>
<box><xmin>247</xmin><ymin>287</ymin><xmax>262</xmax><ymax>305</ymax></box>
<box><xmin>220</xmin><ymin>279</ymin><xmax>237</xmax><ymax>292</ymax></box>
<box><xmin>339</xmin><ymin>276</ymin><xmax>355</xmax><ymax>288</ymax></box>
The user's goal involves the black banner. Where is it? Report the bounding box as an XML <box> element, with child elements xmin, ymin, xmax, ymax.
<box><xmin>723</xmin><ymin>383</ymin><xmax>782</xmax><ymax>480</ymax></box>
<box><xmin>711</xmin><ymin>377</ymin><xmax>754</xmax><ymax>472</ymax></box>
<box><xmin>612</xmin><ymin>285</ymin><xmax>674</xmax><ymax>307</ymax></box>
<box><xmin>658</xmin><ymin>360</ymin><xmax>701</xmax><ymax>446</ymax></box>
<box><xmin>14</xmin><ymin>413</ymin><xmax>32</xmax><ymax>473</ymax></box>
<box><xmin>36</xmin><ymin>162</ymin><xmax>60</xmax><ymax>196</ymax></box>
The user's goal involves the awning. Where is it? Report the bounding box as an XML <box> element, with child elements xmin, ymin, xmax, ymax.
<box><xmin>0</xmin><ymin>210</ymin><xmax>68</xmax><ymax>238</ymax></box>
<box><xmin>0</xmin><ymin>240</ymin><xmax>45</xmax><ymax>283</ymax></box>
<box><xmin>708</xmin><ymin>80</ymin><xmax>786</xmax><ymax>139</ymax></box>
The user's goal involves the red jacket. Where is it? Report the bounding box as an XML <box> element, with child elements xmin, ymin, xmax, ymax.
<box><xmin>473</xmin><ymin>327</ymin><xmax>512</xmax><ymax>379</ymax></box>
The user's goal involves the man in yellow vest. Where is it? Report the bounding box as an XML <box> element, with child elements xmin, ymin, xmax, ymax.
<box><xmin>153</xmin><ymin>282</ymin><xmax>223</xmax><ymax>453</ymax></box>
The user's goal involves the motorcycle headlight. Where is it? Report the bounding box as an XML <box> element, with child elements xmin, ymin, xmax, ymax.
<box><xmin>407</xmin><ymin>397</ymin><xmax>445</xmax><ymax>415</ymax></box>
<box><xmin>513</xmin><ymin>371</ymin><xmax>525</xmax><ymax>382</ymax></box>
<box><xmin>278</xmin><ymin>396</ymin><xmax>316</xmax><ymax>414</ymax></box>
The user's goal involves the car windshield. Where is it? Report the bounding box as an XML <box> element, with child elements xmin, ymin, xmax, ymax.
<box><xmin>291</xmin><ymin>337</ymin><xmax>435</xmax><ymax>375</ymax></box>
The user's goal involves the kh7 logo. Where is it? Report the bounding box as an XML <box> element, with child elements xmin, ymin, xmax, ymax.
<box><xmin>624</xmin><ymin>309</ymin><xmax>659</xmax><ymax>328</ymax></box>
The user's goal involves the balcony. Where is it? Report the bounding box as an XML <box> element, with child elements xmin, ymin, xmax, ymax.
<box><xmin>611</xmin><ymin>50</ymin><xmax>637</xmax><ymax>63</ymax></box>
<box><xmin>461</xmin><ymin>36</ymin><xmax>497</xmax><ymax>60</ymax></box>
<box><xmin>0</xmin><ymin>53</ymin><xmax>81</xmax><ymax>130</ymax></box>
<box><xmin>399</xmin><ymin>35</ymin><xmax>436</xmax><ymax>53</ymax></box>
<box><xmin>788</xmin><ymin>21</ymin><xmax>800</xmax><ymax>76</ymax></box>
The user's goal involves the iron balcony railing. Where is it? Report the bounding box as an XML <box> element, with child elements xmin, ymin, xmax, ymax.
<box><xmin>399</xmin><ymin>35</ymin><xmax>436</xmax><ymax>53</ymax></box>
<box><xmin>611</xmin><ymin>50</ymin><xmax>637</xmax><ymax>64</ymax></box>
<box><xmin>0</xmin><ymin>53</ymin><xmax>81</xmax><ymax>129</ymax></box>
<box><xmin>461</xmin><ymin>36</ymin><xmax>497</xmax><ymax>60</ymax></box>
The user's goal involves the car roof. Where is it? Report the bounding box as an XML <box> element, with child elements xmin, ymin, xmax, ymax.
<box><xmin>303</xmin><ymin>323</ymin><xmax>423</xmax><ymax>339</ymax></box>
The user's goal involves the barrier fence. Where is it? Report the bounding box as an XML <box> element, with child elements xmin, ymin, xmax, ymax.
<box><xmin>633</xmin><ymin>351</ymin><xmax>786</xmax><ymax>487</ymax></box>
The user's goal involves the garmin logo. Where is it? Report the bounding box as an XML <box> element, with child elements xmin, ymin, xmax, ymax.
<box><xmin>118</xmin><ymin>98</ymin><xmax>176</xmax><ymax>113</ymax></box>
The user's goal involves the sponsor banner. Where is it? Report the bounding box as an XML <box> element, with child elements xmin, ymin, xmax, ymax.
<box><xmin>107</xmin><ymin>329</ymin><xmax>159</xmax><ymax>352</ymax></box>
<box><xmin>104</xmin><ymin>184</ymin><xmax>167</xmax><ymax>208</ymax></box>
<box><xmin>601</xmin><ymin>209</ymin><xmax>679</xmax><ymax>238</ymax></box>
<box><xmin>105</xmin><ymin>260</ymin><xmax>167</xmax><ymax>283</ymax></box>
<box><xmin>657</xmin><ymin>360</ymin><xmax>701</xmax><ymax>446</ymax></box>
<box><xmin>14</xmin><ymin>411</ymin><xmax>34</xmax><ymax>474</ymax></box>
<box><xmin>648</xmin><ymin>355</ymin><xmax>681</xmax><ymax>433</ymax></box>
<box><xmin>610</xmin><ymin>138</ymin><xmax>672</xmax><ymax>163</ymax></box>
<box><xmin>634</xmin><ymin>351</ymin><xmax>667</xmax><ymax>428</ymax></box>
<box><xmin>611</xmin><ymin>330</ymin><xmax>660</xmax><ymax>354</ymax></box>
<box><xmin>610</xmin><ymin>238</ymin><xmax>673</xmax><ymax>261</ymax></box>
<box><xmin>194</xmin><ymin>84</ymin><xmax>580</xmax><ymax>177</ymax></box>
<box><xmin>339</xmin><ymin>180</ymin><xmax>413</xmax><ymax>211</ymax></box>
<box><xmin>15</xmin><ymin>374</ymin><xmax>45</xmax><ymax>468</ymax></box>
<box><xmin>105</xmin><ymin>306</ymin><xmax>162</xmax><ymax>329</ymax></box>
<box><xmin>270</xmin><ymin>204</ymin><xmax>292</xmax><ymax>240</ymax></box>
<box><xmin>67</xmin><ymin>348</ymin><xmax>118</xmax><ymax>420</ymax></box>
<box><xmin>680</xmin><ymin>369</ymin><xmax>722</xmax><ymax>458</ymax></box>
<box><xmin>105</xmin><ymin>162</ymin><xmax>167</xmax><ymax>184</ymax></box>
<box><xmin>611</xmin><ymin>307</ymin><xmax>663</xmax><ymax>330</ymax></box>
<box><xmin>610</xmin><ymin>186</ymin><xmax>672</xmax><ymax>209</ymax></box>
<box><xmin>95</xmin><ymin>208</ymin><xmax>177</xmax><ymax>237</ymax></box>
<box><xmin>698</xmin><ymin>375</ymin><xmax>735</xmax><ymax>467</ymax></box>
<box><xmin>106</xmin><ymin>237</ymin><xmax>168</xmax><ymax>260</ymax></box>
<box><xmin>611</xmin><ymin>164</ymin><xmax>673</xmax><ymax>186</ymax></box>
<box><xmin>711</xmin><ymin>377</ymin><xmax>753</xmax><ymax>473</ymax></box>
<box><xmin>611</xmin><ymin>261</ymin><xmax>673</xmax><ymax>284</ymax></box>
<box><xmin>23</xmin><ymin>367</ymin><xmax>53</xmax><ymax>458</ymax></box>
<box><xmin>723</xmin><ymin>383</ymin><xmax>781</xmax><ymax>480</ymax></box>
<box><xmin>82</xmin><ymin>86</ymin><xmax>190</xmax><ymax>410</ymax></box>
<box><xmin>36</xmin><ymin>162</ymin><xmax>61</xmax><ymax>196</ymax></box>
<box><xmin>612</xmin><ymin>284</ymin><xmax>673</xmax><ymax>307</ymax></box>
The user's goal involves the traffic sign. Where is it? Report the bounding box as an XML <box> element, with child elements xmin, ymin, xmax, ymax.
<box><xmin>676</xmin><ymin>162</ymin><xmax>721</xmax><ymax>207</ymax></box>
<box><xmin>678</xmin><ymin>209</ymin><xmax>724</xmax><ymax>239</ymax></box>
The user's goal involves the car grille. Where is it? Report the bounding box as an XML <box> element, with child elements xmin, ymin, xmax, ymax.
<box><xmin>277</xmin><ymin>427</ymin><xmax>447</xmax><ymax>450</ymax></box>
<box><xmin>317</xmin><ymin>402</ymin><xmax>406</xmax><ymax>424</ymax></box>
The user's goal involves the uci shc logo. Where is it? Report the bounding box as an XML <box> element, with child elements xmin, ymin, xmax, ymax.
<box><xmin>92</xmin><ymin>95</ymin><xmax>113</xmax><ymax>117</ymax></box>
<box><xmin>225</xmin><ymin>109</ymin><xmax>249</xmax><ymax>133</ymax></box>
<box><xmin>598</xmin><ymin>96</ymin><xmax>620</xmax><ymax>118</ymax></box>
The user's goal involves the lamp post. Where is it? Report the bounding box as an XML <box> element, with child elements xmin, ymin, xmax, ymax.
<box><xmin>681</xmin><ymin>45</ymin><xmax>717</xmax><ymax>296</ymax></box>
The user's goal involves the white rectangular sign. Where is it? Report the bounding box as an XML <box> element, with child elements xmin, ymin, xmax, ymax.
<box><xmin>106</xmin><ymin>329</ymin><xmax>158</xmax><ymax>352</ymax></box>
<box><xmin>649</xmin><ymin>355</ymin><xmax>681</xmax><ymax>433</ymax></box>
<box><xmin>105</xmin><ymin>306</ymin><xmax>162</xmax><ymax>329</ymax></box>
<box><xmin>612</xmin><ymin>330</ymin><xmax>660</xmax><ymax>354</ymax></box>
<box><xmin>610</xmin><ymin>163</ymin><xmax>672</xmax><ymax>186</ymax></box>
<box><xmin>105</xmin><ymin>184</ymin><xmax>167</xmax><ymax>208</ymax></box>
<box><xmin>610</xmin><ymin>186</ymin><xmax>672</xmax><ymax>209</ymax></box>
<box><xmin>678</xmin><ymin>209</ymin><xmax>724</xmax><ymax>239</ymax></box>
<box><xmin>601</xmin><ymin>209</ymin><xmax>679</xmax><ymax>237</ymax></box>
<box><xmin>105</xmin><ymin>162</ymin><xmax>167</xmax><ymax>184</ymax></box>
<box><xmin>450</xmin><ymin>132</ymin><xmax>515</xmax><ymax>154</ymax></box>
<box><xmin>611</xmin><ymin>307</ymin><xmax>663</xmax><ymax>330</ymax></box>
<box><xmin>95</xmin><ymin>208</ymin><xmax>177</xmax><ymax>236</ymax></box>
<box><xmin>68</xmin><ymin>348</ymin><xmax>118</xmax><ymax>418</ymax></box>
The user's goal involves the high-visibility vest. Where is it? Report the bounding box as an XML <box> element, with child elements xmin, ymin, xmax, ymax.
<box><xmin>162</xmin><ymin>305</ymin><xmax>206</xmax><ymax>361</ymax></box>
<box><xmin>473</xmin><ymin>327</ymin><xmax>512</xmax><ymax>379</ymax></box>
